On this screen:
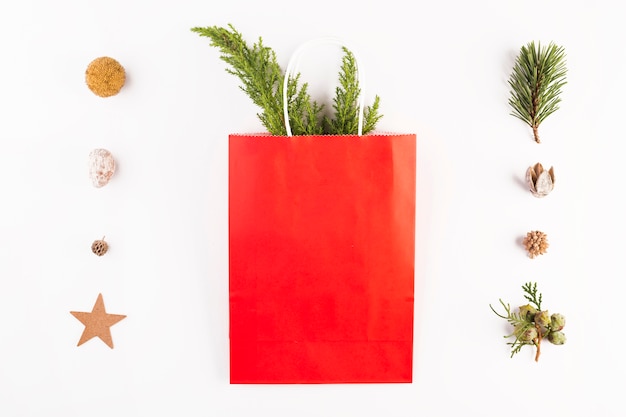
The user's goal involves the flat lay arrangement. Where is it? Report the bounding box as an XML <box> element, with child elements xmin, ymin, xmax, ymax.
<box><xmin>491</xmin><ymin>41</ymin><xmax>568</xmax><ymax>361</ymax></box>
<box><xmin>6</xmin><ymin>4</ymin><xmax>622</xmax><ymax>417</ymax></box>
<box><xmin>69</xmin><ymin>58</ymin><xmax>127</xmax><ymax>349</ymax></box>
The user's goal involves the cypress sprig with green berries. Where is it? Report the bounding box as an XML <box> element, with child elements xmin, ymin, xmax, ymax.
<box><xmin>490</xmin><ymin>282</ymin><xmax>566</xmax><ymax>362</ymax></box>
<box><xmin>191</xmin><ymin>24</ymin><xmax>382</xmax><ymax>135</ymax></box>
<box><xmin>508</xmin><ymin>41</ymin><xmax>567</xmax><ymax>143</ymax></box>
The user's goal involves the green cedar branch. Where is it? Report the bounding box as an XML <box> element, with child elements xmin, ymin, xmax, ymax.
<box><xmin>191</xmin><ymin>24</ymin><xmax>382</xmax><ymax>135</ymax></box>
<box><xmin>325</xmin><ymin>47</ymin><xmax>382</xmax><ymax>135</ymax></box>
<box><xmin>190</xmin><ymin>24</ymin><xmax>322</xmax><ymax>136</ymax></box>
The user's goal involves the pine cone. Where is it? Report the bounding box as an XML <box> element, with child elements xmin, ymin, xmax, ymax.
<box><xmin>91</xmin><ymin>238</ymin><xmax>109</xmax><ymax>256</ymax></box>
<box><xmin>526</xmin><ymin>163</ymin><xmax>555</xmax><ymax>197</ymax></box>
<box><xmin>523</xmin><ymin>230</ymin><xmax>548</xmax><ymax>258</ymax></box>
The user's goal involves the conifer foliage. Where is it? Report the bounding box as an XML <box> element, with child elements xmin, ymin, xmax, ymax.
<box><xmin>191</xmin><ymin>24</ymin><xmax>382</xmax><ymax>136</ymax></box>
<box><xmin>508</xmin><ymin>41</ymin><xmax>567</xmax><ymax>143</ymax></box>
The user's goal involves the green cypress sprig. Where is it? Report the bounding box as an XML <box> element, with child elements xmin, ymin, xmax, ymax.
<box><xmin>508</xmin><ymin>41</ymin><xmax>567</xmax><ymax>143</ymax></box>
<box><xmin>522</xmin><ymin>282</ymin><xmax>542</xmax><ymax>310</ymax></box>
<box><xmin>490</xmin><ymin>299</ymin><xmax>536</xmax><ymax>358</ymax></box>
<box><xmin>490</xmin><ymin>282</ymin><xmax>567</xmax><ymax>362</ymax></box>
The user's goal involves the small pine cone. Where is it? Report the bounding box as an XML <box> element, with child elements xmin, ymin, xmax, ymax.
<box><xmin>523</xmin><ymin>230</ymin><xmax>548</xmax><ymax>258</ymax></box>
<box><xmin>91</xmin><ymin>238</ymin><xmax>109</xmax><ymax>256</ymax></box>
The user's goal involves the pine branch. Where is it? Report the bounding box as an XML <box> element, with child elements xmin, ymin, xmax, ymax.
<box><xmin>508</xmin><ymin>41</ymin><xmax>567</xmax><ymax>143</ymax></box>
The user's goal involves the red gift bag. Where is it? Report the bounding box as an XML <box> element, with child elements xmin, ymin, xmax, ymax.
<box><xmin>228</xmin><ymin>40</ymin><xmax>416</xmax><ymax>384</ymax></box>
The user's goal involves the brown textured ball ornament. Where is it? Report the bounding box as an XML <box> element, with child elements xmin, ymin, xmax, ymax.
<box><xmin>91</xmin><ymin>238</ymin><xmax>109</xmax><ymax>256</ymax></box>
<box><xmin>85</xmin><ymin>57</ymin><xmax>126</xmax><ymax>97</ymax></box>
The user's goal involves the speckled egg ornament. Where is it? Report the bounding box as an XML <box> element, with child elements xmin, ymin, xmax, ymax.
<box><xmin>85</xmin><ymin>57</ymin><xmax>126</xmax><ymax>97</ymax></box>
<box><xmin>89</xmin><ymin>148</ymin><xmax>116</xmax><ymax>188</ymax></box>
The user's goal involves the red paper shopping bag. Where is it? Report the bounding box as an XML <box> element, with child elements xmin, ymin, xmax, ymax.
<box><xmin>227</xmin><ymin>37</ymin><xmax>416</xmax><ymax>383</ymax></box>
<box><xmin>229</xmin><ymin>132</ymin><xmax>416</xmax><ymax>383</ymax></box>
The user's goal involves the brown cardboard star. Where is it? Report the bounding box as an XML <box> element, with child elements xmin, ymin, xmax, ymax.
<box><xmin>70</xmin><ymin>293</ymin><xmax>126</xmax><ymax>349</ymax></box>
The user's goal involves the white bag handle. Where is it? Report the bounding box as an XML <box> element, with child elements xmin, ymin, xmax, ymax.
<box><xmin>282</xmin><ymin>37</ymin><xmax>365</xmax><ymax>137</ymax></box>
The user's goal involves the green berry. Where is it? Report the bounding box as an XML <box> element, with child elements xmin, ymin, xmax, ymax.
<box><xmin>550</xmin><ymin>313</ymin><xmax>566</xmax><ymax>331</ymax></box>
<box><xmin>548</xmin><ymin>331</ymin><xmax>567</xmax><ymax>345</ymax></box>
<box><xmin>534</xmin><ymin>310</ymin><xmax>551</xmax><ymax>328</ymax></box>
<box><xmin>519</xmin><ymin>326</ymin><xmax>538</xmax><ymax>342</ymax></box>
<box><xmin>518</xmin><ymin>304</ymin><xmax>537</xmax><ymax>321</ymax></box>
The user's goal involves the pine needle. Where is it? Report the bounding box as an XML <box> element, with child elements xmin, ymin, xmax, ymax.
<box><xmin>508</xmin><ymin>41</ymin><xmax>567</xmax><ymax>143</ymax></box>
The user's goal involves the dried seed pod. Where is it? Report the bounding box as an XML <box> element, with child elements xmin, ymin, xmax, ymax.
<box><xmin>85</xmin><ymin>56</ymin><xmax>126</xmax><ymax>97</ymax></box>
<box><xmin>89</xmin><ymin>148</ymin><xmax>116</xmax><ymax>188</ymax></box>
<box><xmin>526</xmin><ymin>163</ymin><xmax>554</xmax><ymax>197</ymax></box>
<box><xmin>91</xmin><ymin>238</ymin><xmax>109</xmax><ymax>256</ymax></box>
<box><xmin>523</xmin><ymin>230</ymin><xmax>549</xmax><ymax>258</ymax></box>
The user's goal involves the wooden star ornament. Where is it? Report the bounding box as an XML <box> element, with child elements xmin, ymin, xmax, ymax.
<box><xmin>70</xmin><ymin>293</ymin><xmax>126</xmax><ymax>349</ymax></box>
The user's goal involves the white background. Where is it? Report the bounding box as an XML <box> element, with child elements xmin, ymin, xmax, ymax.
<box><xmin>1</xmin><ymin>0</ymin><xmax>624</xmax><ymax>416</ymax></box>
